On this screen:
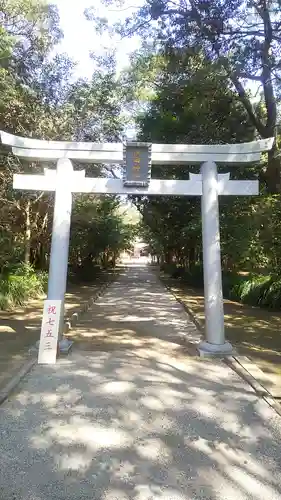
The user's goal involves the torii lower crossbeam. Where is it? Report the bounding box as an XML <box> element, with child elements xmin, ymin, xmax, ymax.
<box><xmin>14</xmin><ymin>173</ymin><xmax>259</xmax><ymax>196</ymax></box>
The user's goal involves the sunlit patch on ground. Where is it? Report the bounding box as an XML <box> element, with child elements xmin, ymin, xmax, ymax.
<box><xmin>1</xmin><ymin>350</ymin><xmax>281</xmax><ymax>499</ymax></box>
<box><xmin>0</xmin><ymin>281</ymin><xmax>108</xmax><ymax>391</ymax></box>
<box><xmin>165</xmin><ymin>279</ymin><xmax>281</xmax><ymax>391</ymax></box>
<box><xmin>1</xmin><ymin>266</ymin><xmax>281</xmax><ymax>499</ymax></box>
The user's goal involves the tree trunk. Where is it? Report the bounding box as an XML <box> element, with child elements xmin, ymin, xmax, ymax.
<box><xmin>189</xmin><ymin>247</ymin><xmax>196</xmax><ymax>268</ymax></box>
<box><xmin>36</xmin><ymin>243</ymin><xmax>47</xmax><ymax>270</ymax></box>
<box><xmin>266</xmin><ymin>146</ymin><xmax>281</xmax><ymax>194</ymax></box>
<box><xmin>112</xmin><ymin>252</ymin><xmax>116</xmax><ymax>267</ymax></box>
<box><xmin>165</xmin><ymin>251</ymin><xmax>173</xmax><ymax>264</ymax></box>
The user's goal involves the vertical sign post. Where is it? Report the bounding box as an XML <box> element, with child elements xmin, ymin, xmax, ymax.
<box><xmin>38</xmin><ymin>300</ymin><xmax>62</xmax><ymax>364</ymax></box>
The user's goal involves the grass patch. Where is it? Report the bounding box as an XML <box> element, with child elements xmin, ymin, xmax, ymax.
<box><xmin>0</xmin><ymin>263</ymin><xmax>47</xmax><ymax>310</ymax></box>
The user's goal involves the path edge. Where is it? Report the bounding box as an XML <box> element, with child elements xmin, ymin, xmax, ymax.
<box><xmin>159</xmin><ymin>271</ymin><xmax>281</xmax><ymax>417</ymax></box>
<box><xmin>225</xmin><ymin>356</ymin><xmax>281</xmax><ymax>417</ymax></box>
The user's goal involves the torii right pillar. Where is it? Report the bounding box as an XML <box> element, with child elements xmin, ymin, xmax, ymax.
<box><xmin>198</xmin><ymin>161</ymin><xmax>232</xmax><ymax>356</ymax></box>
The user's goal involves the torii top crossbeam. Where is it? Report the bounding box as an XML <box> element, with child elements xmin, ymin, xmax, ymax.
<box><xmin>0</xmin><ymin>131</ymin><xmax>274</xmax><ymax>165</ymax></box>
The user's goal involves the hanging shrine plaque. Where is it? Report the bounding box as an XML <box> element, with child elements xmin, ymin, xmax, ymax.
<box><xmin>123</xmin><ymin>142</ymin><xmax>152</xmax><ymax>187</ymax></box>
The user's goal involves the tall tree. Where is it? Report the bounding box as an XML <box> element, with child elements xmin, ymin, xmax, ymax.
<box><xmin>97</xmin><ymin>0</ymin><xmax>281</xmax><ymax>192</ymax></box>
<box><xmin>0</xmin><ymin>0</ymin><xmax>129</xmax><ymax>272</ymax></box>
<box><xmin>0</xmin><ymin>0</ymin><xmax>67</xmax><ymax>267</ymax></box>
<box><xmin>131</xmin><ymin>50</ymin><xmax>259</xmax><ymax>270</ymax></box>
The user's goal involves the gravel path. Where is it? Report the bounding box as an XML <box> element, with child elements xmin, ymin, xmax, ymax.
<box><xmin>0</xmin><ymin>264</ymin><xmax>281</xmax><ymax>500</ymax></box>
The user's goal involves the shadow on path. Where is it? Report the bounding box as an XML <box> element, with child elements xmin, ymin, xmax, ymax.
<box><xmin>0</xmin><ymin>265</ymin><xmax>281</xmax><ymax>500</ymax></box>
<box><xmin>0</xmin><ymin>281</ymin><xmax>103</xmax><ymax>391</ymax></box>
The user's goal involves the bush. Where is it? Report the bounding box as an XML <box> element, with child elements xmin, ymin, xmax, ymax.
<box><xmin>0</xmin><ymin>263</ymin><xmax>47</xmax><ymax>310</ymax></box>
<box><xmin>181</xmin><ymin>265</ymin><xmax>204</xmax><ymax>287</ymax></box>
<box><xmin>162</xmin><ymin>262</ymin><xmax>281</xmax><ymax>310</ymax></box>
<box><xmin>223</xmin><ymin>273</ymin><xmax>272</xmax><ymax>305</ymax></box>
<box><xmin>161</xmin><ymin>263</ymin><xmax>204</xmax><ymax>286</ymax></box>
<box><xmin>68</xmin><ymin>264</ymin><xmax>102</xmax><ymax>284</ymax></box>
<box><xmin>172</xmin><ymin>266</ymin><xmax>186</xmax><ymax>279</ymax></box>
<box><xmin>160</xmin><ymin>263</ymin><xmax>178</xmax><ymax>276</ymax></box>
<box><xmin>261</xmin><ymin>278</ymin><xmax>281</xmax><ymax>309</ymax></box>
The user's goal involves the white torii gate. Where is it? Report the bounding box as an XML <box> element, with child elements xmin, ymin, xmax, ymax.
<box><xmin>0</xmin><ymin>131</ymin><xmax>274</xmax><ymax>362</ymax></box>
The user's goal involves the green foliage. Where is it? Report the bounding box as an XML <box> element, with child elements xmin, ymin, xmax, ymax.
<box><xmin>163</xmin><ymin>262</ymin><xmax>281</xmax><ymax>311</ymax></box>
<box><xmin>69</xmin><ymin>196</ymin><xmax>136</xmax><ymax>281</ymax></box>
<box><xmin>0</xmin><ymin>263</ymin><xmax>47</xmax><ymax>309</ymax></box>
<box><xmin>1</xmin><ymin>0</ymin><xmax>281</xmax><ymax>314</ymax></box>
<box><xmin>128</xmin><ymin>42</ymin><xmax>281</xmax><ymax>310</ymax></box>
<box><xmin>137</xmin><ymin>51</ymin><xmax>254</xmax><ymax>144</ymax></box>
<box><xmin>223</xmin><ymin>273</ymin><xmax>281</xmax><ymax>310</ymax></box>
<box><xmin>135</xmin><ymin>50</ymin><xmax>261</xmax><ymax>281</ymax></box>
<box><xmin>166</xmin><ymin>256</ymin><xmax>281</xmax><ymax>310</ymax></box>
<box><xmin>0</xmin><ymin>0</ymin><xmax>134</xmax><ymax>304</ymax></box>
<box><xmin>100</xmin><ymin>0</ymin><xmax>280</xmax><ymax>191</ymax></box>
<box><xmin>161</xmin><ymin>263</ymin><xmax>204</xmax><ymax>287</ymax></box>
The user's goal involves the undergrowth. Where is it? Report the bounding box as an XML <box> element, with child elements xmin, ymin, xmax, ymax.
<box><xmin>161</xmin><ymin>263</ymin><xmax>281</xmax><ymax>310</ymax></box>
<box><xmin>0</xmin><ymin>263</ymin><xmax>48</xmax><ymax>310</ymax></box>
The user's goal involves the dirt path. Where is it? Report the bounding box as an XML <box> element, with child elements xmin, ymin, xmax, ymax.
<box><xmin>162</xmin><ymin>278</ymin><xmax>281</xmax><ymax>396</ymax></box>
<box><xmin>0</xmin><ymin>281</ymin><xmax>103</xmax><ymax>391</ymax></box>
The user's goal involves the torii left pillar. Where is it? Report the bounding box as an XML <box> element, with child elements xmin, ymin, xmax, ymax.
<box><xmin>14</xmin><ymin>158</ymin><xmax>84</xmax><ymax>361</ymax></box>
<box><xmin>47</xmin><ymin>158</ymin><xmax>73</xmax><ymax>342</ymax></box>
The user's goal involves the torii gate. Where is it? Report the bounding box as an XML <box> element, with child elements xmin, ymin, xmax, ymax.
<box><xmin>0</xmin><ymin>131</ymin><xmax>274</xmax><ymax>363</ymax></box>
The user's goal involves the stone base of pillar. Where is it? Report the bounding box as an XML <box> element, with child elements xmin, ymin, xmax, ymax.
<box><xmin>197</xmin><ymin>340</ymin><xmax>233</xmax><ymax>357</ymax></box>
<box><xmin>58</xmin><ymin>338</ymin><xmax>74</xmax><ymax>354</ymax></box>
